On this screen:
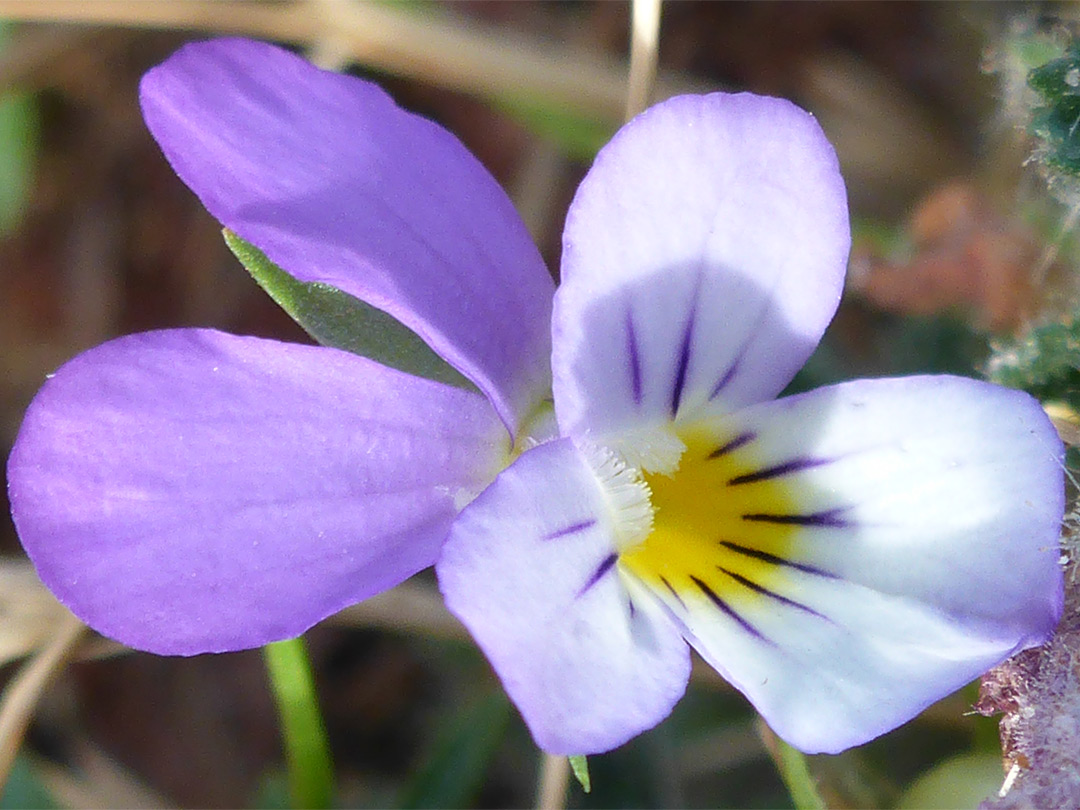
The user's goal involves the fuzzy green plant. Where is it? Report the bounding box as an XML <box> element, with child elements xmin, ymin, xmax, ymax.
<box><xmin>1030</xmin><ymin>43</ymin><xmax>1080</xmax><ymax>179</ymax></box>
<box><xmin>987</xmin><ymin>317</ymin><xmax>1080</xmax><ymax>411</ymax></box>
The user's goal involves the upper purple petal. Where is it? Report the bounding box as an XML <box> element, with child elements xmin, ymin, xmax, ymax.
<box><xmin>553</xmin><ymin>93</ymin><xmax>850</xmax><ymax>442</ymax></box>
<box><xmin>139</xmin><ymin>38</ymin><xmax>554</xmax><ymax>435</ymax></box>
<box><xmin>8</xmin><ymin>329</ymin><xmax>508</xmax><ymax>655</ymax></box>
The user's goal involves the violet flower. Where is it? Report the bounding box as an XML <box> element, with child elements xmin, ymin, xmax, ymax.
<box><xmin>6</xmin><ymin>39</ymin><xmax>1064</xmax><ymax>756</ymax></box>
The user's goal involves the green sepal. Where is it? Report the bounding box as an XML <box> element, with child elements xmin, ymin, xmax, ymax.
<box><xmin>224</xmin><ymin>229</ymin><xmax>474</xmax><ymax>390</ymax></box>
<box><xmin>569</xmin><ymin>754</ymin><xmax>591</xmax><ymax>794</ymax></box>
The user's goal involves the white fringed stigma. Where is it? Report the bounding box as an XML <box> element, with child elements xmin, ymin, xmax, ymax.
<box><xmin>578</xmin><ymin>440</ymin><xmax>656</xmax><ymax>550</ymax></box>
<box><xmin>604</xmin><ymin>425</ymin><xmax>686</xmax><ymax>476</ymax></box>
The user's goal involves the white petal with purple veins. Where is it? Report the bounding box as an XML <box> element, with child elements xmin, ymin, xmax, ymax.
<box><xmin>437</xmin><ymin>438</ymin><xmax>691</xmax><ymax>754</ymax></box>
<box><xmin>631</xmin><ymin>375</ymin><xmax>1063</xmax><ymax>752</ymax></box>
<box><xmin>553</xmin><ymin>93</ymin><xmax>850</xmax><ymax>445</ymax></box>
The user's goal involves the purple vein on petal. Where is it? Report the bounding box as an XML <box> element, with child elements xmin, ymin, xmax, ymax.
<box><xmin>719</xmin><ymin>540</ymin><xmax>839</xmax><ymax>580</ymax></box>
<box><xmin>690</xmin><ymin>576</ymin><xmax>772</xmax><ymax>644</ymax></box>
<box><xmin>706</xmin><ymin>431</ymin><xmax>756</xmax><ymax>460</ymax></box>
<box><xmin>625</xmin><ymin>307</ymin><xmax>643</xmax><ymax>406</ymax></box>
<box><xmin>727</xmin><ymin>458</ymin><xmax>830</xmax><ymax>486</ymax></box>
<box><xmin>659</xmin><ymin>575</ymin><xmax>687</xmax><ymax>609</ymax></box>
<box><xmin>709</xmin><ymin>357</ymin><xmax>741</xmax><ymax>400</ymax></box>
<box><xmin>670</xmin><ymin>274</ymin><xmax>701</xmax><ymax>418</ymax></box>
<box><xmin>542</xmin><ymin>519</ymin><xmax>598</xmax><ymax>541</ymax></box>
<box><xmin>577</xmin><ymin>553</ymin><xmax>618</xmax><ymax>597</ymax></box>
<box><xmin>716</xmin><ymin>566</ymin><xmax>828</xmax><ymax>619</ymax></box>
<box><xmin>742</xmin><ymin>509</ymin><xmax>849</xmax><ymax>528</ymax></box>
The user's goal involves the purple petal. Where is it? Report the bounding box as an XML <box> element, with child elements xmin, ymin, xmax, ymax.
<box><xmin>437</xmin><ymin>438</ymin><xmax>690</xmax><ymax>754</ymax></box>
<box><xmin>629</xmin><ymin>375</ymin><xmax>1063</xmax><ymax>753</ymax></box>
<box><xmin>7</xmin><ymin>329</ymin><xmax>508</xmax><ymax>655</ymax></box>
<box><xmin>552</xmin><ymin>93</ymin><xmax>849</xmax><ymax>442</ymax></box>
<box><xmin>140</xmin><ymin>38</ymin><xmax>554</xmax><ymax>435</ymax></box>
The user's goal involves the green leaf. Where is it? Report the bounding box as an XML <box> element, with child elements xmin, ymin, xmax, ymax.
<box><xmin>224</xmin><ymin>230</ymin><xmax>474</xmax><ymax>390</ymax></box>
<box><xmin>569</xmin><ymin>754</ymin><xmax>591</xmax><ymax>794</ymax></box>
<box><xmin>397</xmin><ymin>691</ymin><xmax>512</xmax><ymax>809</ymax></box>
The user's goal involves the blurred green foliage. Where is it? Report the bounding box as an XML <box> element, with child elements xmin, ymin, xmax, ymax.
<box><xmin>988</xmin><ymin>316</ymin><xmax>1080</xmax><ymax>410</ymax></box>
<box><xmin>0</xmin><ymin>21</ymin><xmax>38</xmax><ymax>235</ymax></box>
<box><xmin>894</xmin><ymin>752</ymin><xmax>1002</xmax><ymax>810</ymax></box>
<box><xmin>0</xmin><ymin>756</ymin><xmax>54</xmax><ymax>810</ymax></box>
<box><xmin>397</xmin><ymin>691</ymin><xmax>511</xmax><ymax>809</ymax></box>
<box><xmin>776</xmin><ymin>739</ymin><xmax>826</xmax><ymax>810</ymax></box>
<box><xmin>1030</xmin><ymin>43</ymin><xmax>1080</xmax><ymax>178</ymax></box>
<box><xmin>493</xmin><ymin>94</ymin><xmax>615</xmax><ymax>162</ymax></box>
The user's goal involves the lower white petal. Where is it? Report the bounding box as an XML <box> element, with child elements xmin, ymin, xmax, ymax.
<box><xmin>621</xmin><ymin>375</ymin><xmax>1063</xmax><ymax>753</ymax></box>
<box><xmin>436</xmin><ymin>438</ymin><xmax>690</xmax><ymax>754</ymax></box>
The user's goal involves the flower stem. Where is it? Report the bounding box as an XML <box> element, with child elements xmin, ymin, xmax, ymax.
<box><xmin>263</xmin><ymin>637</ymin><xmax>335</xmax><ymax>810</ymax></box>
<box><xmin>775</xmin><ymin>738</ymin><xmax>826</xmax><ymax>810</ymax></box>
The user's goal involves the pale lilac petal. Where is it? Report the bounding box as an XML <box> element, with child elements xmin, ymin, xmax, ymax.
<box><xmin>632</xmin><ymin>376</ymin><xmax>1062</xmax><ymax>753</ymax></box>
<box><xmin>553</xmin><ymin>93</ymin><xmax>849</xmax><ymax>442</ymax></box>
<box><xmin>8</xmin><ymin>330</ymin><xmax>508</xmax><ymax>655</ymax></box>
<box><xmin>437</xmin><ymin>438</ymin><xmax>690</xmax><ymax>754</ymax></box>
<box><xmin>140</xmin><ymin>38</ymin><xmax>554</xmax><ymax>434</ymax></box>
<box><xmin>648</xmin><ymin>566</ymin><xmax>1040</xmax><ymax>755</ymax></box>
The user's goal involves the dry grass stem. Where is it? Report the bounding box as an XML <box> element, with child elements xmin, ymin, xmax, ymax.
<box><xmin>625</xmin><ymin>0</ymin><xmax>662</xmax><ymax>121</ymax></box>
<box><xmin>0</xmin><ymin>0</ymin><xmax>706</xmax><ymax>124</ymax></box>
<box><xmin>35</xmin><ymin>740</ymin><xmax>171</xmax><ymax>809</ymax></box>
<box><xmin>0</xmin><ymin>560</ymin><xmax>76</xmax><ymax>668</ymax></box>
<box><xmin>0</xmin><ymin>611</ymin><xmax>84</xmax><ymax>788</ymax></box>
<box><xmin>535</xmin><ymin>752</ymin><xmax>570</xmax><ymax>810</ymax></box>
<box><xmin>303</xmin><ymin>0</ymin><xmax>355</xmax><ymax>72</ymax></box>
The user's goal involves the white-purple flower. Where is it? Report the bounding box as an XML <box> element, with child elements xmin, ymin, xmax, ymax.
<box><xmin>6</xmin><ymin>39</ymin><xmax>1064</xmax><ymax>756</ymax></box>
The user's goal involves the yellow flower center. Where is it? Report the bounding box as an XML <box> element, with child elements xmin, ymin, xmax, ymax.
<box><xmin>619</xmin><ymin>424</ymin><xmax>829</xmax><ymax>611</ymax></box>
